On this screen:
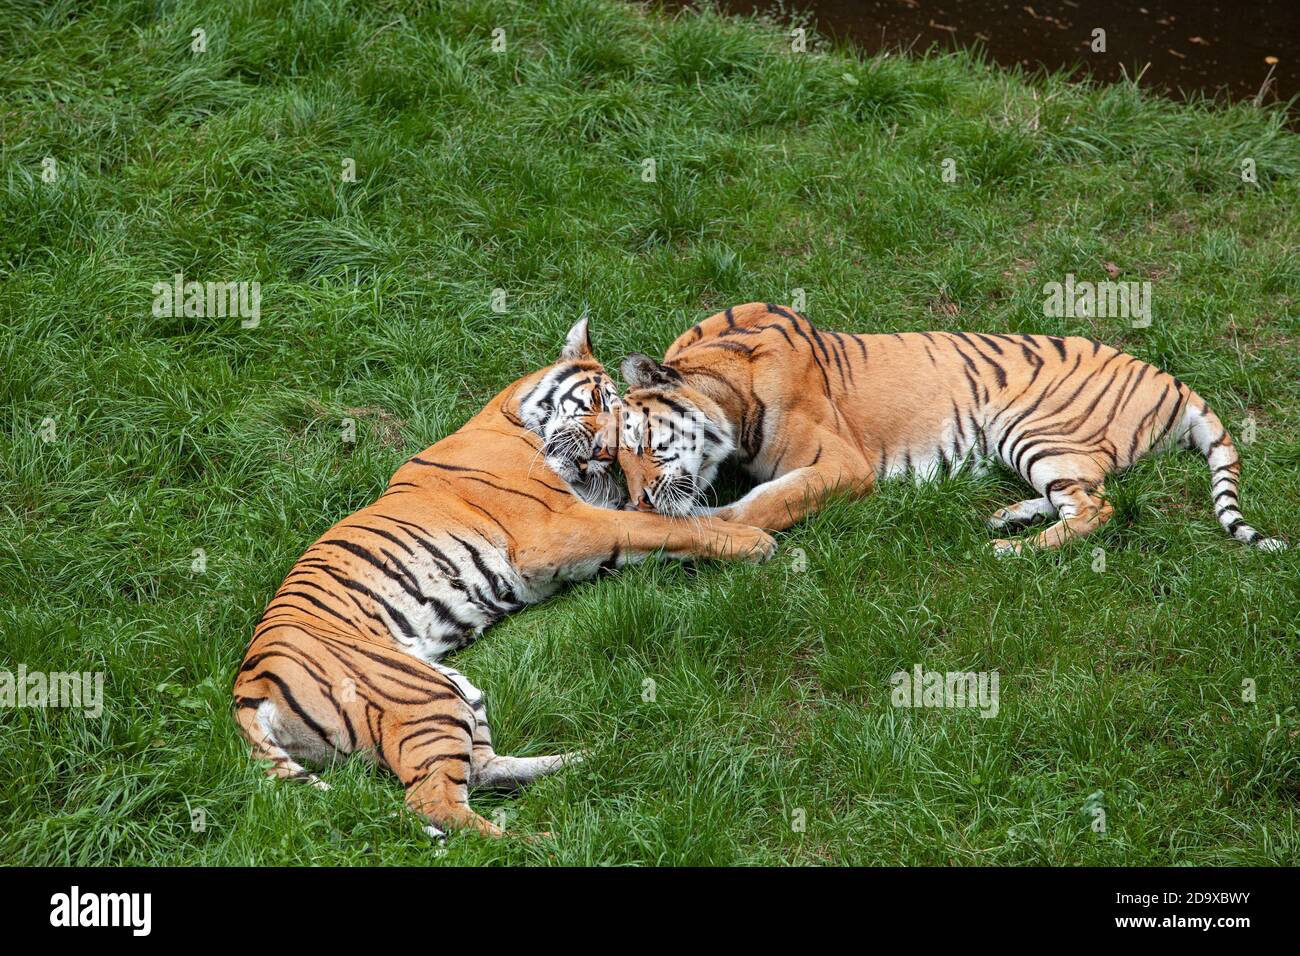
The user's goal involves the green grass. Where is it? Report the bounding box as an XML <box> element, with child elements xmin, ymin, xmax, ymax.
<box><xmin>1</xmin><ymin>0</ymin><xmax>1298</xmax><ymax>866</ymax></box>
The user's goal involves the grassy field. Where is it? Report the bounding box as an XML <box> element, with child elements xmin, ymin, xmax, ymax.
<box><xmin>1</xmin><ymin>0</ymin><xmax>1297</xmax><ymax>866</ymax></box>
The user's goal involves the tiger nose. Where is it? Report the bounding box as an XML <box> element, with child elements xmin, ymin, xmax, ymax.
<box><xmin>592</xmin><ymin>442</ymin><xmax>614</xmax><ymax>462</ymax></box>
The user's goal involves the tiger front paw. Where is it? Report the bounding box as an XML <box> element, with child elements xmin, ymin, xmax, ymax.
<box><xmin>742</xmin><ymin>528</ymin><xmax>777</xmax><ymax>562</ymax></box>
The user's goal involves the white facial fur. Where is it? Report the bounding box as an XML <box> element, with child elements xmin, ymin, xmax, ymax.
<box><xmin>622</xmin><ymin>399</ymin><xmax>734</xmax><ymax>516</ymax></box>
<box><xmin>514</xmin><ymin>319</ymin><xmax>624</xmax><ymax>501</ymax></box>
<box><xmin>519</xmin><ymin>368</ymin><xmax>623</xmax><ymax>508</ymax></box>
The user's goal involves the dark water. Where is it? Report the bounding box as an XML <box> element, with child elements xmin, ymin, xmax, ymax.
<box><xmin>669</xmin><ymin>0</ymin><xmax>1298</xmax><ymax>109</ymax></box>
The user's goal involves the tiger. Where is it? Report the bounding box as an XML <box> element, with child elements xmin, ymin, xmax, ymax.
<box><xmin>234</xmin><ymin>318</ymin><xmax>776</xmax><ymax>837</ymax></box>
<box><xmin>236</xmin><ymin>635</ymin><xmax>573</xmax><ymax>839</ymax></box>
<box><xmin>614</xmin><ymin>302</ymin><xmax>1285</xmax><ymax>555</ymax></box>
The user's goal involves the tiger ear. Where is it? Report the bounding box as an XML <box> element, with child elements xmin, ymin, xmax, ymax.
<box><xmin>621</xmin><ymin>353</ymin><xmax>678</xmax><ymax>388</ymax></box>
<box><xmin>561</xmin><ymin>317</ymin><xmax>592</xmax><ymax>360</ymax></box>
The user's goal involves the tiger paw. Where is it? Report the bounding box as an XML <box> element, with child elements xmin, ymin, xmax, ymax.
<box><xmin>746</xmin><ymin>529</ymin><xmax>777</xmax><ymax>562</ymax></box>
<box><xmin>991</xmin><ymin>538</ymin><xmax>1022</xmax><ymax>557</ymax></box>
<box><xmin>422</xmin><ymin>823</ymin><xmax>447</xmax><ymax>842</ymax></box>
<box><xmin>986</xmin><ymin>511</ymin><xmax>1009</xmax><ymax>530</ymax></box>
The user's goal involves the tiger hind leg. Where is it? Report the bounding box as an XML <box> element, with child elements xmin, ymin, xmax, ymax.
<box><xmin>233</xmin><ymin>697</ymin><xmax>330</xmax><ymax>791</ymax></box>
<box><xmin>403</xmin><ymin>768</ymin><xmax>502</xmax><ymax>839</ymax></box>
<box><xmin>986</xmin><ymin>496</ymin><xmax>1057</xmax><ymax>530</ymax></box>
<box><xmin>388</xmin><ymin>708</ymin><xmax>504</xmax><ymax>839</ymax></box>
<box><xmin>390</xmin><ymin>668</ymin><xmax>574</xmax><ymax>838</ymax></box>
<box><xmin>993</xmin><ymin>476</ymin><xmax>1112</xmax><ymax>555</ymax></box>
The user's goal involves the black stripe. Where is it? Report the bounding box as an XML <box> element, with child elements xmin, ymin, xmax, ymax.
<box><xmin>954</xmin><ymin>332</ymin><xmax>1007</xmax><ymax>390</ymax></box>
<box><xmin>314</xmin><ymin>563</ymin><xmax>420</xmax><ymax>641</ymax></box>
<box><xmin>272</xmin><ymin>588</ymin><xmax>359</xmax><ymax>631</ymax></box>
<box><xmin>256</xmin><ymin>671</ymin><xmax>334</xmax><ymax>744</ymax></box>
<box><xmin>449</xmin><ymin>533</ymin><xmax>519</xmax><ymax>606</ymax></box>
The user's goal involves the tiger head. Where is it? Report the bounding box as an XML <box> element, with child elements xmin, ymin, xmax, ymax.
<box><xmin>516</xmin><ymin>318</ymin><xmax>624</xmax><ymax>506</ymax></box>
<box><xmin>616</xmin><ymin>353</ymin><xmax>736</xmax><ymax>516</ymax></box>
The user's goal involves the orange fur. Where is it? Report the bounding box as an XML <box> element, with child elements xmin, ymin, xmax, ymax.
<box><xmin>618</xmin><ymin>302</ymin><xmax>1283</xmax><ymax>554</ymax></box>
<box><xmin>235</xmin><ymin>325</ymin><xmax>774</xmax><ymax>837</ymax></box>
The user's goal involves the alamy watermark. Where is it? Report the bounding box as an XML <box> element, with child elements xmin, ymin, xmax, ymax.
<box><xmin>152</xmin><ymin>272</ymin><xmax>261</xmax><ymax>328</ymax></box>
<box><xmin>50</xmin><ymin>886</ymin><xmax>150</xmax><ymax>936</ymax></box>
<box><xmin>1</xmin><ymin>664</ymin><xmax>104</xmax><ymax>718</ymax></box>
<box><xmin>1043</xmin><ymin>273</ymin><xmax>1151</xmax><ymax>327</ymax></box>
<box><xmin>890</xmin><ymin>664</ymin><xmax>999</xmax><ymax>718</ymax></box>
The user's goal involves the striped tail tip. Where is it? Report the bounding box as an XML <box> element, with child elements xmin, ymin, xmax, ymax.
<box><xmin>1223</xmin><ymin>515</ymin><xmax>1287</xmax><ymax>551</ymax></box>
